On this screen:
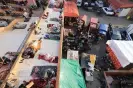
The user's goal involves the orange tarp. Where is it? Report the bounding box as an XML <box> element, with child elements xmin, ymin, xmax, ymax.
<box><xmin>64</xmin><ymin>1</ymin><xmax>79</xmax><ymax>17</ymax></box>
<box><xmin>106</xmin><ymin>45</ymin><xmax>122</xmax><ymax>69</ymax></box>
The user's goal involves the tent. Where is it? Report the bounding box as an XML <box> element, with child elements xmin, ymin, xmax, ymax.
<box><xmin>59</xmin><ymin>59</ymin><xmax>86</xmax><ymax>88</ymax></box>
<box><xmin>64</xmin><ymin>1</ymin><xmax>79</xmax><ymax>17</ymax></box>
<box><xmin>106</xmin><ymin>40</ymin><xmax>133</xmax><ymax>69</ymax></box>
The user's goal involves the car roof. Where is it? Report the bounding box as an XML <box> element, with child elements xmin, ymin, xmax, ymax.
<box><xmin>112</xmin><ymin>28</ymin><xmax>122</xmax><ymax>39</ymax></box>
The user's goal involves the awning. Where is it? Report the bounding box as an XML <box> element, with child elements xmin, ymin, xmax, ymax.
<box><xmin>59</xmin><ymin>59</ymin><xmax>86</xmax><ymax>88</ymax></box>
<box><xmin>64</xmin><ymin>1</ymin><xmax>79</xmax><ymax>17</ymax></box>
<box><xmin>106</xmin><ymin>40</ymin><xmax>133</xmax><ymax>68</ymax></box>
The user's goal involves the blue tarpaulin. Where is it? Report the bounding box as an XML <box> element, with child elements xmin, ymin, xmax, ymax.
<box><xmin>99</xmin><ymin>24</ymin><xmax>108</xmax><ymax>35</ymax></box>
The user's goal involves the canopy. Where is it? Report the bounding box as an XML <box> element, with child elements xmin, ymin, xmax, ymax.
<box><xmin>59</xmin><ymin>59</ymin><xmax>86</xmax><ymax>88</ymax></box>
<box><xmin>64</xmin><ymin>1</ymin><xmax>79</xmax><ymax>17</ymax></box>
<box><xmin>99</xmin><ymin>24</ymin><xmax>108</xmax><ymax>35</ymax></box>
<box><xmin>107</xmin><ymin>40</ymin><xmax>133</xmax><ymax>68</ymax></box>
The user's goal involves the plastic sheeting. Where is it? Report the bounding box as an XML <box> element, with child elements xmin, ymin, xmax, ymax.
<box><xmin>59</xmin><ymin>59</ymin><xmax>86</xmax><ymax>88</ymax></box>
<box><xmin>99</xmin><ymin>24</ymin><xmax>108</xmax><ymax>35</ymax></box>
<box><xmin>107</xmin><ymin>40</ymin><xmax>133</xmax><ymax>67</ymax></box>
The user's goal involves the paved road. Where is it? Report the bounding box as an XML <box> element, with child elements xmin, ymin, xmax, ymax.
<box><xmin>78</xmin><ymin>8</ymin><xmax>113</xmax><ymax>88</ymax></box>
<box><xmin>79</xmin><ymin>7</ymin><xmax>132</xmax><ymax>26</ymax></box>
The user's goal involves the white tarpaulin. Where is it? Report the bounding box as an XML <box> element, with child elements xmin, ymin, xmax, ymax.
<box><xmin>107</xmin><ymin>40</ymin><xmax>133</xmax><ymax>67</ymax></box>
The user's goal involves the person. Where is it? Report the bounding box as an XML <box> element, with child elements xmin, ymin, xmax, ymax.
<box><xmin>29</xmin><ymin>8</ymin><xmax>33</xmax><ymax>17</ymax></box>
<box><xmin>36</xmin><ymin>0</ymin><xmax>40</xmax><ymax>8</ymax></box>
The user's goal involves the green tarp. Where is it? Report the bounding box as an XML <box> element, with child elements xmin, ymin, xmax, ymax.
<box><xmin>59</xmin><ymin>59</ymin><xmax>86</xmax><ymax>88</ymax></box>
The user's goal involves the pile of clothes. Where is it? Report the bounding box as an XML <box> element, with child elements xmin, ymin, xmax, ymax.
<box><xmin>38</xmin><ymin>54</ymin><xmax>58</xmax><ymax>63</ymax></box>
<box><xmin>0</xmin><ymin>52</ymin><xmax>18</xmax><ymax>65</ymax></box>
<box><xmin>47</xmin><ymin>24</ymin><xmax>61</xmax><ymax>34</ymax></box>
<box><xmin>63</xmin><ymin>31</ymin><xmax>92</xmax><ymax>54</ymax></box>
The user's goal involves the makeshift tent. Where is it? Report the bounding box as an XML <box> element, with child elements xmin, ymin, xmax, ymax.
<box><xmin>64</xmin><ymin>1</ymin><xmax>79</xmax><ymax>17</ymax></box>
<box><xmin>106</xmin><ymin>40</ymin><xmax>133</xmax><ymax>69</ymax></box>
<box><xmin>59</xmin><ymin>59</ymin><xmax>86</xmax><ymax>88</ymax></box>
<box><xmin>99</xmin><ymin>24</ymin><xmax>108</xmax><ymax>35</ymax></box>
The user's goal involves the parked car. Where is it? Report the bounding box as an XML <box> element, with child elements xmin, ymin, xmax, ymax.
<box><xmin>0</xmin><ymin>21</ymin><xmax>8</xmax><ymax>27</ymax></box>
<box><xmin>82</xmin><ymin>1</ymin><xmax>96</xmax><ymax>11</ymax></box>
<box><xmin>108</xmin><ymin>27</ymin><xmax>129</xmax><ymax>40</ymax></box>
<box><xmin>111</xmin><ymin>29</ymin><xmax>122</xmax><ymax>40</ymax></box>
<box><xmin>95</xmin><ymin>0</ymin><xmax>103</xmax><ymax>7</ymax></box>
<box><xmin>102</xmin><ymin>7</ymin><xmax>114</xmax><ymax>15</ymax></box>
<box><xmin>77</xmin><ymin>0</ymin><xmax>82</xmax><ymax>7</ymax></box>
<box><xmin>13</xmin><ymin>23</ymin><xmax>27</xmax><ymax>29</ymax></box>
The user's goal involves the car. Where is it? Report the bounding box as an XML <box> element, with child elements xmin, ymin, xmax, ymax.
<box><xmin>0</xmin><ymin>21</ymin><xmax>8</xmax><ymax>27</ymax></box>
<box><xmin>102</xmin><ymin>7</ymin><xmax>114</xmax><ymax>15</ymax></box>
<box><xmin>13</xmin><ymin>23</ymin><xmax>27</xmax><ymax>29</ymax></box>
<box><xmin>95</xmin><ymin>0</ymin><xmax>103</xmax><ymax>7</ymax></box>
<box><xmin>77</xmin><ymin>0</ymin><xmax>82</xmax><ymax>7</ymax></box>
<box><xmin>111</xmin><ymin>29</ymin><xmax>122</xmax><ymax>40</ymax></box>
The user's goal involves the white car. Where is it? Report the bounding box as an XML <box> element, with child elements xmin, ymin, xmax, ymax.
<box><xmin>102</xmin><ymin>7</ymin><xmax>114</xmax><ymax>15</ymax></box>
<box><xmin>0</xmin><ymin>21</ymin><xmax>8</xmax><ymax>27</ymax></box>
<box><xmin>95</xmin><ymin>0</ymin><xmax>103</xmax><ymax>7</ymax></box>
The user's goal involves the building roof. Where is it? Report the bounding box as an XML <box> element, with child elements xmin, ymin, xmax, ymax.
<box><xmin>108</xmin><ymin>0</ymin><xmax>133</xmax><ymax>9</ymax></box>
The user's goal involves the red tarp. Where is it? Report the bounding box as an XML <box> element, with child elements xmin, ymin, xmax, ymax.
<box><xmin>64</xmin><ymin>1</ymin><xmax>79</xmax><ymax>17</ymax></box>
<box><xmin>108</xmin><ymin>0</ymin><xmax>133</xmax><ymax>9</ymax></box>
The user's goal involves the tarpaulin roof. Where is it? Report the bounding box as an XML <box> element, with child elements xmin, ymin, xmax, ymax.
<box><xmin>106</xmin><ymin>40</ymin><xmax>133</xmax><ymax>67</ymax></box>
<box><xmin>108</xmin><ymin>0</ymin><xmax>133</xmax><ymax>9</ymax></box>
<box><xmin>64</xmin><ymin>1</ymin><xmax>79</xmax><ymax>17</ymax></box>
<box><xmin>59</xmin><ymin>59</ymin><xmax>86</xmax><ymax>88</ymax></box>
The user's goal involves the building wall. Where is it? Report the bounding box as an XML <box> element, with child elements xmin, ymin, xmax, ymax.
<box><xmin>118</xmin><ymin>8</ymin><xmax>131</xmax><ymax>17</ymax></box>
